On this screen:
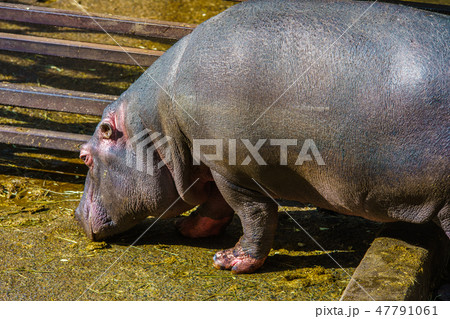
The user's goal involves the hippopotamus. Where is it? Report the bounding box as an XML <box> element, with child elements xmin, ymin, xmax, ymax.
<box><xmin>75</xmin><ymin>0</ymin><xmax>449</xmax><ymax>273</ymax></box>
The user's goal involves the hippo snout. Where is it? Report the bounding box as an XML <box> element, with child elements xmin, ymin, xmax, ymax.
<box><xmin>75</xmin><ymin>204</ymin><xmax>96</xmax><ymax>241</ymax></box>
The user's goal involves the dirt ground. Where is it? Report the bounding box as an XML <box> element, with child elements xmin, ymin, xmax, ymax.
<box><xmin>0</xmin><ymin>0</ymin><xmax>445</xmax><ymax>301</ymax></box>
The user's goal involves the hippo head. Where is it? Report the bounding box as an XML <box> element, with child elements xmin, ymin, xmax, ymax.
<box><xmin>75</xmin><ymin>103</ymin><xmax>188</xmax><ymax>241</ymax></box>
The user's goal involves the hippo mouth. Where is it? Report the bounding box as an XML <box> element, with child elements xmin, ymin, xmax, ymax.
<box><xmin>75</xmin><ymin>176</ymin><xmax>114</xmax><ymax>241</ymax></box>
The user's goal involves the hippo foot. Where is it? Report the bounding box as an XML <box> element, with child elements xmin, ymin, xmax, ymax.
<box><xmin>213</xmin><ymin>242</ymin><xmax>266</xmax><ymax>274</ymax></box>
<box><xmin>175</xmin><ymin>213</ymin><xmax>232</xmax><ymax>238</ymax></box>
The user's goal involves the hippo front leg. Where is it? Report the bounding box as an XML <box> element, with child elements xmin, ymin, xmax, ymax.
<box><xmin>211</xmin><ymin>172</ymin><xmax>278</xmax><ymax>274</ymax></box>
<box><xmin>176</xmin><ymin>183</ymin><xmax>234</xmax><ymax>238</ymax></box>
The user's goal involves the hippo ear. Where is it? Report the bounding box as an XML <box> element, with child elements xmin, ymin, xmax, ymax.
<box><xmin>100</xmin><ymin>122</ymin><xmax>113</xmax><ymax>139</ymax></box>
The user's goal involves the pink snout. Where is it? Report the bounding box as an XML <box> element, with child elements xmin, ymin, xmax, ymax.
<box><xmin>80</xmin><ymin>145</ymin><xmax>93</xmax><ymax>168</ymax></box>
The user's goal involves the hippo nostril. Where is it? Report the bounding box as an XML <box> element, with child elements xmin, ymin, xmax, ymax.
<box><xmin>80</xmin><ymin>148</ymin><xmax>93</xmax><ymax>167</ymax></box>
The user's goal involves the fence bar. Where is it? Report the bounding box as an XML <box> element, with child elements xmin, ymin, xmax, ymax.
<box><xmin>0</xmin><ymin>2</ymin><xmax>196</xmax><ymax>40</ymax></box>
<box><xmin>0</xmin><ymin>83</ymin><xmax>116</xmax><ymax>116</ymax></box>
<box><xmin>0</xmin><ymin>125</ymin><xmax>90</xmax><ymax>152</ymax></box>
<box><xmin>0</xmin><ymin>32</ymin><xmax>163</xmax><ymax>66</ymax></box>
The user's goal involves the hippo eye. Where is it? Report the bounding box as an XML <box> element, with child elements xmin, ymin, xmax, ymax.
<box><xmin>99</xmin><ymin>123</ymin><xmax>113</xmax><ymax>139</ymax></box>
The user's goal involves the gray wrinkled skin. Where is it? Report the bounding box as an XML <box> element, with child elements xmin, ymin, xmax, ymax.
<box><xmin>76</xmin><ymin>0</ymin><xmax>449</xmax><ymax>273</ymax></box>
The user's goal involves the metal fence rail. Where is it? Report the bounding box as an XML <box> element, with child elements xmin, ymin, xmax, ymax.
<box><xmin>0</xmin><ymin>125</ymin><xmax>91</xmax><ymax>152</ymax></box>
<box><xmin>0</xmin><ymin>2</ymin><xmax>196</xmax><ymax>40</ymax></box>
<box><xmin>0</xmin><ymin>83</ymin><xmax>116</xmax><ymax>116</ymax></box>
<box><xmin>0</xmin><ymin>32</ymin><xmax>163</xmax><ymax>66</ymax></box>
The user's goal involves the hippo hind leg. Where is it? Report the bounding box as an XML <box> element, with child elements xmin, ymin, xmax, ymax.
<box><xmin>175</xmin><ymin>182</ymin><xmax>234</xmax><ymax>238</ymax></box>
<box><xmin>211</xmin><ymin>172</ymin><xmax>278</xmax><ymax>274</ymax></box>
